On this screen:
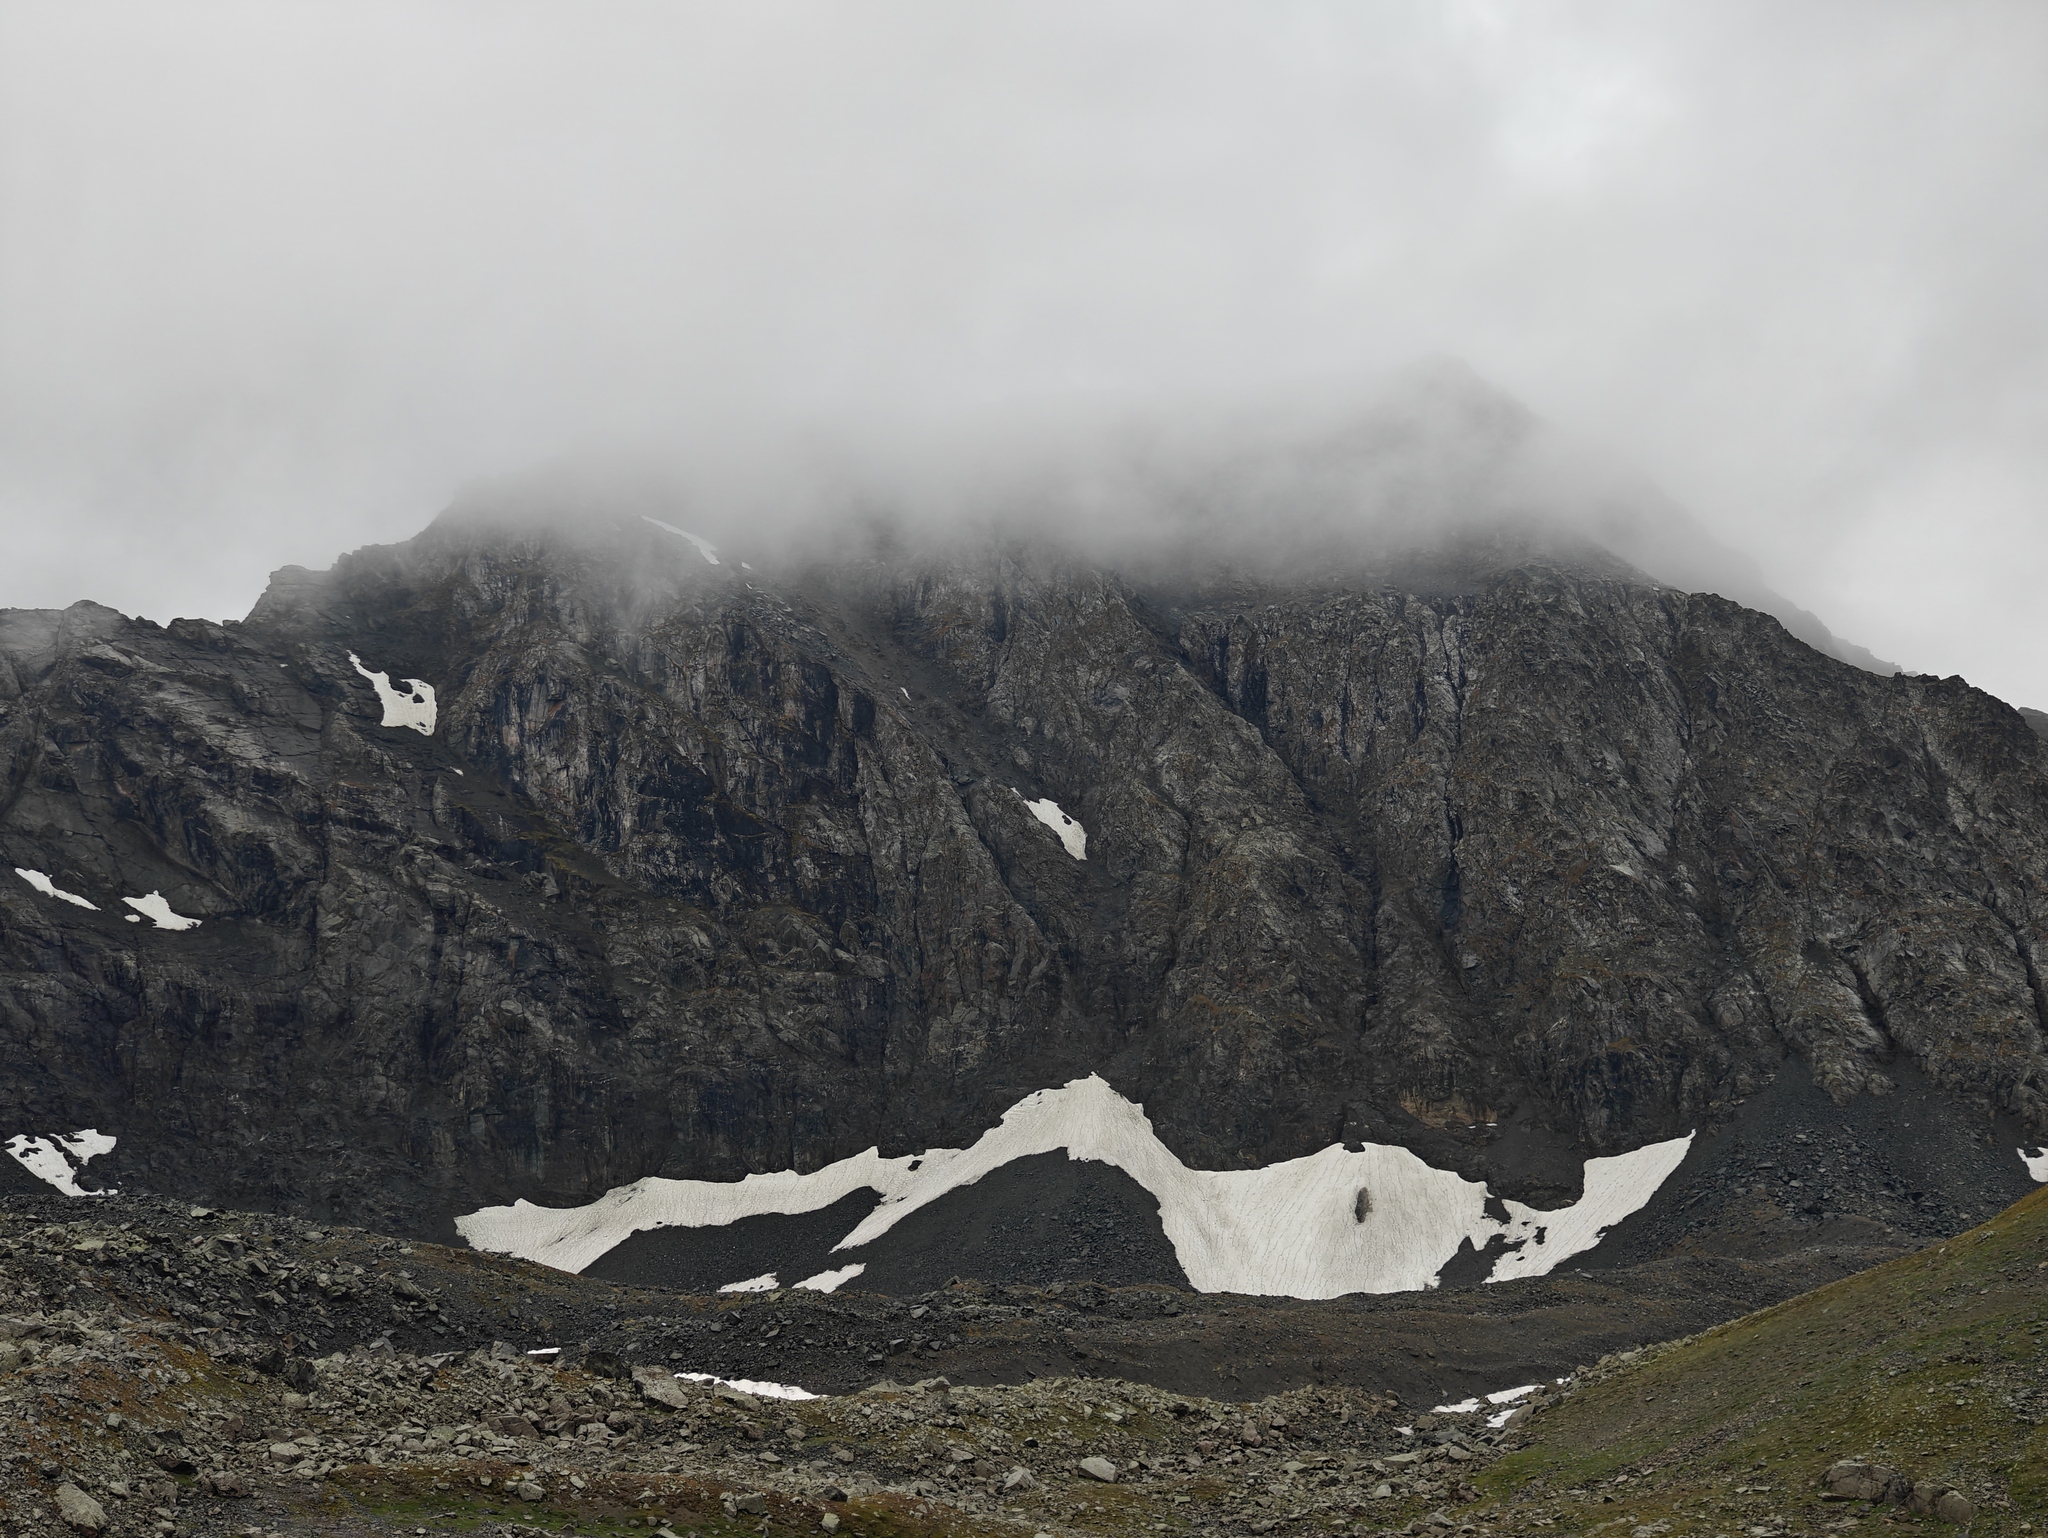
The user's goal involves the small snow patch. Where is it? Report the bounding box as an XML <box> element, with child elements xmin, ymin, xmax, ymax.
<box><xmin>1020</xmin><ymin>795</ymin><xmax>1087</xmax><ymax>859</ymax></box>
<box><xmin>718</xmin><ymin>1272</ymin><xmax>779</xmax><ymax>1294</ymax></box>
<box><xmin>348</xmin><ymin>653</ymin><xmax>436</xmax><ymax>734</ymax></box>
<box><xmin>13</xmin><ymin>868</ymin><xmax>98</xmax><ymax>910</ymax></box>
<box><xmin>642</xmin><ymin>517</ymin><xmax>720</xmax><ymax>565</ymax></box>
<box><xmin>526</xmin><ymin>1346</ymin><xmax>561</xmax><ymax>1357</ymax></box>
<box><xmin>2021</xmin><ymin>1146</ymin><xmax>2048</xmax><ymax>1183</ymax></box>
<box><xmin>677</xmin><ymin>1371</ymin><xmax>819</xmax><ymax>1401</ymax></box>
<box><xmin>5</xmin><ymin>1129</ymin><xmax>117</xmax><ymax>1197</ymax></box>
<box><xmin>1432</xmin><ymin>1398</ymin><xmax>1480</xmax><ymax>1414</ymax></box>
<box><xmin>794</xmin><ymin>1263</ymin><xmax>865</xmax><ymax>1293</ymax></box>
<box><xmin>122</xmin><ymin>892</ymin><xmax>200</xmax><ymax>931</ymax></box>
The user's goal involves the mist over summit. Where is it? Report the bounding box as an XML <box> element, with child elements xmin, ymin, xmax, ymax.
<box><xmin>3</xmin><ymin>424</ymin><xmax>2039</xmax><ymax>1284</ymax></box>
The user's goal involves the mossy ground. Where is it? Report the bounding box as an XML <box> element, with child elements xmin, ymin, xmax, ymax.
<box><xmin>1470</xmin><ymin>1183</ymin><xmax>2048</xmax><ymax>1537</ymax></box>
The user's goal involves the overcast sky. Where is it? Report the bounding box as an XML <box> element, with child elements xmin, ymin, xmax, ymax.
<box><xmin>3</xmin><ymin>2</ymin><xmax>2046</xmax><ymax>703</ymax></box>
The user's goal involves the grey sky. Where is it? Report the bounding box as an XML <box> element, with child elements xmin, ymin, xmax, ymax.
<box><xmin>3</xmin><ymin>2</ymin><xmax>2045</xmax><ymax>703</ymax></box>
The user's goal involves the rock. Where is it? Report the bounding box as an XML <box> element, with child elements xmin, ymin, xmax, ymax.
<box><xmin>198</xmin><ymin>1472</ymin><xmax>251</xmax><ymax>1499</ymax></box>
<box><xmin>54</xmin><ymin>1484</ymin><xmax>106</xmax><ymax>1532</ymax></box>
<box><xmin>8</xmin><ymin>507</ymin><xmax>2046</xmax><ymax>1252</ymax></box>
<box><xmin>715</xmin><ymin>1384</ymin><xmax>762</xmax><ymax>1410</ymax></box>
<box><xmin>1823</xmin><ymin>1461</ymin><xmax>1905</xmax><ymax>1503</ymax></box>
<box><xmin>633</xmin><ymin>1365</ymin><xmax>692</xmax><ymax>1410</ymax></box>
<box><xmin>511</xmin><ymin>1479</ymin><xmax>546</xmax><ymax>1502</ymax></box>
<box><xmin>1003</xmin><ymin>1466</ymin><xmax>1038</xmax><ymax>1492</ymax></box>
<box><xmin>728</xmin><ymin>1493</ymin><xmax>769</xmax><ymax>1516</ymax></box>
<box><xmin>1078</xmin><ymin>1456</ymin><xmax>1118</xmax><ymax>1483</ymax></box>
<box><xmin>821</xmin><ymin>1517</ymin><xmax>840</xmax><ymax>1532</ymax></box>
<box><xmin>485</xmin><ymin>1413</ymin><xmax>541</xmax><ymax>1440</ymax></box>
<box><xmin>1933</xmin><ymin>1491</ymin><xmax>1975</xmax><ymax>1524</ymax></box>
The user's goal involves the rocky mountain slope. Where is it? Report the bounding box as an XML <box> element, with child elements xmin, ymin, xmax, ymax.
<box><xmin>1</xmin><ymin>502</ymin><xmax>2044</xmax><ymax>1261</ymax></box>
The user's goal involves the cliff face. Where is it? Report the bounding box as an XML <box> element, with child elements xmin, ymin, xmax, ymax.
<box><xmin>2</xmin><ymin>509</ymin><xmax>2044</xmax><ymax>1236</ymax></box>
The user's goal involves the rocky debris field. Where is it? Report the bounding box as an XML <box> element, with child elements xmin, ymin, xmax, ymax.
<box><xmin>0</xmin><ymin>1190</ymin><xmax>1904</xmax><ymax>1410</ymax></box>
<box><xmin>0</xmin><ymin>1184</ymin><xmax>1957</xmax><ymax>1538</ymax></box>
<box><xmin>1588</xmin><ymin>1061</ymin><xmax>2040</xmax><ymax>1274</ymax></box>
<box><xmin>0</xmin><ymin>1194</ymin><xmax>1530</xmax><ymax>1538</ymax></box>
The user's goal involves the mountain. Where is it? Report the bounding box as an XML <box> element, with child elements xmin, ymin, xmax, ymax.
<box><xmin>2</xmin><ymin>477</ymin><xmax>2042</xmax><ymax>1289</ymax></box>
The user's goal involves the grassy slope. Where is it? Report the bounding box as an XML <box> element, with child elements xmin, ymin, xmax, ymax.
<box><xmin>1476</xmin><ymin>1182</ymin><xmax>2048</xmax><ymax>1537</ymax></box>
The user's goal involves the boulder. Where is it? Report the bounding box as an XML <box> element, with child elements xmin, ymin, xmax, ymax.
<box><xmin>1934</xmin><ymin>1491</ymin><xmax>1975</xmax><ymax>1524</ymax></box>
<box><xmin>1822</xmin><ymin>1461</ymin><xmax>1905</xmax><ymax>1503</ymax></box>
<box><xmin>54</xmin><ymin>1484</ymin><xmax>106</xmax><ymax>1532</ymax></box>
<box><xmin>633</xmin><ymin>1364</ymin><xmax>693</xmax><ymax>1410</ymax></box>
<box><xmin>1078</xmin><ymin>1456</ymin><xmax>1118</xmax><ymax>1483</ymax></box>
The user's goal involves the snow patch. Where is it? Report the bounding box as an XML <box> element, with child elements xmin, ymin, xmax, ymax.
<box><xmin>2021</xmin><ymin>1146</ymin><xmax>2048</xmax><ymax>1182</ymax></box>
<box><xmin>795</xmin><ymin>1263</ymin><xmax>865</xmax><ymax>1293</ymax></box>
<box><xmin>348</xmin><ymin>653</ymin><xmax>437</xmax><ymax>734</ymax></box>
<box><xmin>13</xmin><ymin>868</ymin><xmax>97</xmax><ymax>910</ymax></box>
<box><xmin>677</xmin><ymin>1371</ymin><xmax>819</xmax><ymax>1401</ymax></box>
<box><xmin>718</xmin><ymin>1272</ymin><xmax>779</xmax><ymax>1294</ymax></box>
<box><xmin>121</xmin><ymin>892</ymin><xmax>200</xmax><ymax>931</ymax></box>
<box><xmin>1432</xmin><ymin>1382</ymin><xmax>1544</xmax><ymax>1426</ymax></box>
<box><xmin>5</xmin><ymin>1128</ymin><xmax>117</xmax><ymax>1197</ymax></box>
<box><xmin>1020</xmin><ymin>795</ymin><xmax>1087</xmax><ymax>859</ymax></box>
<box><xmin>458</xmin><ymin>1076</ymin><xmax>1690</xmax><ymax>1299</ymax></box>
<box><xmin>642</xmin><ymin>517</ymin><xmax>720</xmax><ymax>565</ymax></box>
<box><xmin>1485</xmin><ymin>1133</ymin><xmax>1694</xmax><ymax>1283</ymax></box>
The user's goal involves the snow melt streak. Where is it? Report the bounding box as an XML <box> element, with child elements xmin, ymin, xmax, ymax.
<box><xmin>1022</xmin><ymin>797</ymin><xmax>1086</xmax><ymax>859</ymax></box>
<box><xmin>348</xmin><ymin>653</ymin><xmax>437</xmax><ymax>734</ymax></box>
<box><xmin>458</xmin><ymin>1077</ymin><xmax>1691</xmax><ymax>1300</ymax></box>
<box><xmin>14</xmin><ymin>868</ymin><xmax>97</xmax><ymax>910</ymax></box>
<box><xmin>642</xmin><ymin>517</ymin><xmax>720</xmax><ymax>565</ymax></box>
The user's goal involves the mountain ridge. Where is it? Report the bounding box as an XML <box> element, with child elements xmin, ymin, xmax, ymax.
<box><xmin>1</xmin><ymin>506</ymin><xmax>2043</xmax><ymax>1268</ymax></box>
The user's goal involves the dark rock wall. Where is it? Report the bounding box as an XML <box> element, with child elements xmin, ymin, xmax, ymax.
<box><xmin>2</xmin><ymin>512</ymin><xmax>2043</xmax><ymax>1235</ymax></box>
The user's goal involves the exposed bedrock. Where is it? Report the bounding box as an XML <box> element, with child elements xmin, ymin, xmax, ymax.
<box><xmin>1</xmin><ymin>508</ymin><xmax>2045</xmax><ymax>1239</ymax></box>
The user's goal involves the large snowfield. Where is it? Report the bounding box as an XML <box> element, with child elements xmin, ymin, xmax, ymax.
<box><xmin>458</xmin><ymin>1075</ymin><xmax>1694</xmax><ymax>1298</ymax></box>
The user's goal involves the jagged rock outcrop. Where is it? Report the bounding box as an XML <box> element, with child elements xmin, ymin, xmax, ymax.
<box><xmin>2</xmin><ymin>507</ymin><xmax>2044</xmax><ymax>1236</ymax></box>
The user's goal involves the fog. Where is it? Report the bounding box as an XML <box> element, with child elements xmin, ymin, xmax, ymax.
<box><xmin>3</xmin><ymin>3</ymin><xmax>2046</xmax><ymax>702</ymax></box>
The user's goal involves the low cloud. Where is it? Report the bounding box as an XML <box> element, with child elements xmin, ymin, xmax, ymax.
<box><xmin>2</xmin><ymin>2</ymin><xmax>2044</xmax><ymax>700</ymax></box>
